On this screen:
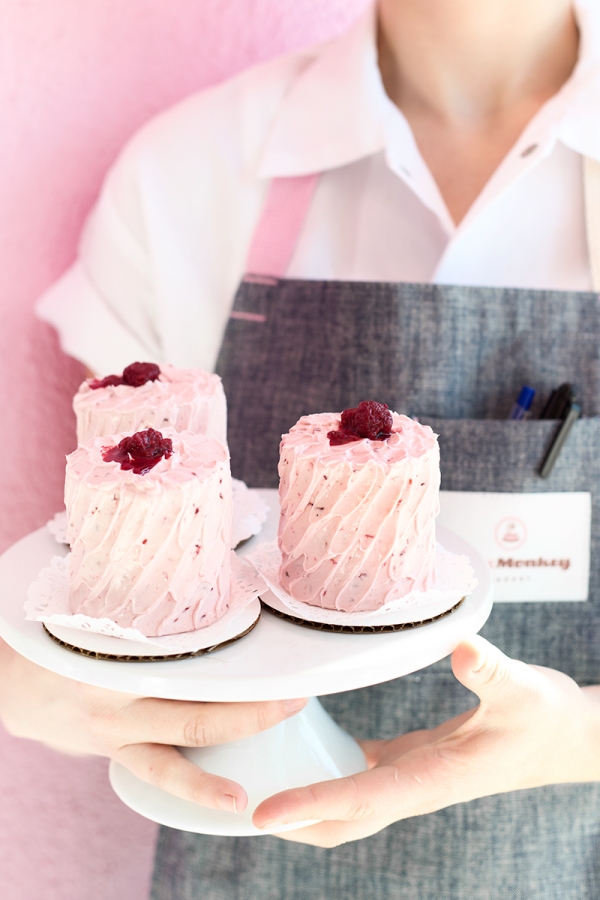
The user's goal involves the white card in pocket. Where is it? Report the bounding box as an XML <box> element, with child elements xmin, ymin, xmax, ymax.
<box><xmin>438</xmin><ymin>491</ymin><xmax>591</xmax><ymax>602</ymax></box>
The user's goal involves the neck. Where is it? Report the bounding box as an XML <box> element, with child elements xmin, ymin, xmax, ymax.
<box><xmin>377</xmin><ymin>0</ymin><xmax>579</xmax><ymax>125</ymax></box>
<box><xmin>376</xmin><ymin>0</ymin><xmax>579</xmax><ymax>224</ymax></box>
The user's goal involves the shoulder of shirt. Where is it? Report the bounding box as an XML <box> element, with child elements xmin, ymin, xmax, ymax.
<box><xmin>105</xmin><ymin>39</ymin><xmax>332</xmax><ymax>205</ymax></box>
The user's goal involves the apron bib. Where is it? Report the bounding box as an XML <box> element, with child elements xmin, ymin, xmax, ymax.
<box><xmin>152</xmin><ymin>173</ymin><xmax>600</xmax><ymax>900</ymax></box>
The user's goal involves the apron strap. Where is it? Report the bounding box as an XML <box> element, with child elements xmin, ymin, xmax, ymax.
<box><xmin>584</xmin><ymin>156</ymin><xmax>600</xmax><ymax>292</ymax></box>
<box><xmin>245</xmin><ymin>174</ymin><xmax>320</xmax><ymax>278</ymax></box>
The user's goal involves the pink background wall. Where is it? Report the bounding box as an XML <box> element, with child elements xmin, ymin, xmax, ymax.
<box><xmin>0</xmin><ymin>2</ymin><xmax>368</xmax><ymax>898</ymax></box>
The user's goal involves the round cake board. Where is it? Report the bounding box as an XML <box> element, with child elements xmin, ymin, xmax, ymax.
<box><xmin>259</xmin><ymin>591</ymin><xmax>464</xmax><ymax>634</ymax></box>
<box><xmin>42</xmin><ymin>599</ymin><xmax>261</xmax><ymax>662</ymax></box>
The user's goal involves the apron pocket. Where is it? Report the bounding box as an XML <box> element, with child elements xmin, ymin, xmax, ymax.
<box><xmin>418</xmin><ymin>416</ymin><xmax>600</xmax><ymax>493</ymax></box>
<box><xmin>418</xmin><ymin>416</ymin><xmax>600</xmax><ymax>680</ymax></box>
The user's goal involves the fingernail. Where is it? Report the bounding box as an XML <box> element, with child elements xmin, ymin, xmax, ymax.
<box><xmin>471</xmin><ymin>649</ymin><xmax>487</xmax><ymax>673</ymax></box>
<box><xmin>259</xmin><ymin>820</ymin><xmax>287</xmax><ymax>831</ymax></box>
<box><xmin>284</xmin><ymin>698</ymin><xmax>307</xmax><ymax>715</ymax></box>
<box><xmin>218</xmin><ymin>793</ymin><xmax>239</xmax><ymax>813</ymax></box>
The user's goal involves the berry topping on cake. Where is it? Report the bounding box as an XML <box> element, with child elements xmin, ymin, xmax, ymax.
<box><xmin>102</xmin><ymin>428</ymin><xmax>173</xmax><ymax>475</ymax></box>
<box><xmin>122</xmin><ymin>362</ymin><xmax>161</xmax><ymax>387</ymax></box>
<box><xmin>328</xmin><ymin>401</ymin><xmax>394</xmax><ymax>445</ymax></box>
<box><xmin>89</xmin><ymin>374</ymin><xmax>124</xmax><ymax>389</ymax></box>
<box><xmin>89</xmin><ymin>362</ymin><xmax>160</xmax><ymax>390</ymax></box>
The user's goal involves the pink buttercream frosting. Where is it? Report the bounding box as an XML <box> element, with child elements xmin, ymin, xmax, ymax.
<box><xmin>278</xmin><ymin>412</ymin><xmax>440</xmax><ymax>612</ymax></box>
<box><xmin>73</xmin><ymin>363</ymin><xmax>227</xmax><ymax>445</ymax></box>
<box><xmin>65</xmin><ymin>428</ymin><xmax>232</xmax><ymax>636</ymax></box>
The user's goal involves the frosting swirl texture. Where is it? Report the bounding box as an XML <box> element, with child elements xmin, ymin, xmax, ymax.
<box><xmin>278</xmin><ymin>412</ymin><xmax>440</xmax><ymax>612</ymax></box>
<box><xmin>65</xmin><ymin>428</ymin><xmax>232</xmax><ymax>636</ymax></box>
<box><xmin>74</xmin><ymin>363</ymin><xmax>227</xmax><ymax>446</ymax></box>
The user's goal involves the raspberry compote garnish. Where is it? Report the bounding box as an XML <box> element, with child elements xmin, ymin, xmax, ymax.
<box><xmin>102</xmin><ymin>428</ymin><xmax>173</xmax><ymax>475</ymax></box>
<box><xmin>89</xmin><ymin>362</ymin><xmax>160</xmax><ymax>390</ymax></box>
<box><xmin>122</xmin><ymin>362</ymin><xmax>161</xmax><ymax>387</ymax></box>
<box><xmin>88</xmin><ymin>374</ymin><xmax>124</xmax><ymax>389</ymax></box>
<box><xmin>328</xmin><ymin>401</ymin><xmax>394</xmax><ymax>446</ymax></box>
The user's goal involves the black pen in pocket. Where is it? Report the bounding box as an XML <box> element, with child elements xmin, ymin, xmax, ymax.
<box><xmin>540</xmin><ymin>382</ymin><xmax>573</xmax><ymax>420</ymax></box>
<box><xmin>539</xmin><ymin>383</ymin><xmax>581</xmax><ymax>478</ymax></box>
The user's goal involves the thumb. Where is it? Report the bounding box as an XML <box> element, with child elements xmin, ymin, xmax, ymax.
<box><xmin>451</xmin><ymin>635</ymin><xmax>533</xmax><ymax>706</ymax></box>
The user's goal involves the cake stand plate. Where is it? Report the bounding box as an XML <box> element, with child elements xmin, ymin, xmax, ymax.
<box><xmin>0</xmin><ymin>489</ymin><xmax>493</xmax><ymax>836</ymax></box>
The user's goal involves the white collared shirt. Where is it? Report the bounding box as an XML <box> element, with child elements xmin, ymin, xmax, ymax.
<box><xmin>37</xmin><ymin>0</ymin><xmax>600</xmax><ymax>375</ymax></box>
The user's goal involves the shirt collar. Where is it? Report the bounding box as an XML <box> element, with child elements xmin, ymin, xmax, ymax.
<box><xmin>258</xmin><ymin>7</ymin><xmax>386</xmax><ymax>177</ymax></box>
<box><xmin>258</xmin><ymin>0</ymin><xmax>600</xmax><ymax>180</ymax></box>
<box><xmin>556</xmin><ymin>0</ymin><xmax>600</xmax><ymax>161</ymax></box>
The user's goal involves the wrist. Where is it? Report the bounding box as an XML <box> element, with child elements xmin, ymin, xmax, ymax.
<box><xmin>0</xmin><ymin>638</ymin><xmax>18</xmax><ymax>729</ymax></box>
<box><xmin>0</xmin><ymin>636</ymin><xmax>14</xmax><ymax>657</ymax></box>
<box><xmin>576</xmin><ymin>685</ymin><xmax>600</xmax><ymax>782</ymax></box>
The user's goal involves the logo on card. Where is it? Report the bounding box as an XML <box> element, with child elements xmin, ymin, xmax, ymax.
<box><xmin>494</xmin><ymin>517</ymin><xmax>527</xmax><ymax>551</ymax></box>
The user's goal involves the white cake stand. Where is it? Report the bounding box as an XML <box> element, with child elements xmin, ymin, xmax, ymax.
<box><xmin>0</xmin><ymin>490</ymin><xmax>493</xmax><ymax>836</ymax></box>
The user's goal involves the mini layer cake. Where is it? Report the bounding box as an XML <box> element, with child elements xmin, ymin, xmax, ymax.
<box><xmin>278</xmin><ymin>402</ymin><xmax>440</xmax><ymax>612</ymax></box>
<box><xmin>65</xmin><ymin>427</ymin><xmax>232</xmax><ymax>636</ymax></box>
<box><xmin>74</xmin><ymin>362</ymin><xmax>227</xmax><ymax>446</ymax></box>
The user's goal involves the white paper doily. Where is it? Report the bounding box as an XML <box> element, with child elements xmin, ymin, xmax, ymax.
<box><xmin>230</xmin><ymin>479</ymin><xmax>270</xmax><ymax>546</ymax></box>
<box><xmin>25</xmin><ymin>552</ymin><xmax>264</xmax><ymax>654</ymax></box>
<box><xmin>246</xmin><ymin>541</ymin><xmax>478</xmax><ymax>627</ymax></box>
<box><xmin>46</xmin><ymin>478</ymin><xmax>270</xmax><ymax>550</ymax></box>
<box><xmin>46</xmin><ymin>511</ymin><xmax>68</xmax><ymax>544</ymax></box>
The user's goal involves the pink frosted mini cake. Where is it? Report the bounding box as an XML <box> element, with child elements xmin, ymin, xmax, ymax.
<box><xmin>65</xmin><ymin>426</ymin><xmax>232</xmax><ymax>636</ymax></box>
<box><xmin>278</xmin><ymin>402</ymin><xmax>440</xmax><ymax>613</ymax></box>
<box><xmin>74</xmin><ymin>362</ymin><xmax>227</xmax><ymax>446</ymax></box>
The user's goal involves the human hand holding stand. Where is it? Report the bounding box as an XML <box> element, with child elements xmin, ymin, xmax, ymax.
<box><xmin>255</xmin><ymin>635</ymin><xmax>600</xmax><ymax>845</ymax></box>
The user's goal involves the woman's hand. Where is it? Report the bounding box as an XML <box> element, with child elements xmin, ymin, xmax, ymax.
<box><xmin>253</xmin><ymin>635</ymin><xmax>600</xmax><ymax>846</ymax></box>
<box><xmin>0</xmin><ymin>639</ymin><xmax>306</xmax><ymax>814</ymax></box>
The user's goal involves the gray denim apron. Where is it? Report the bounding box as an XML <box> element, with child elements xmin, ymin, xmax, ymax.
<box><xmin>151</xmin><ymin>193</ymin><xmax>600</xmax><ymax>900</ymax></box>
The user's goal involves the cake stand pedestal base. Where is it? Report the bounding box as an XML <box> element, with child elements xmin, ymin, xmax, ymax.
<box><xmin>110</xmin><ymin>697</ymin><xmax>366</xmax><ymax>836</ymax></box>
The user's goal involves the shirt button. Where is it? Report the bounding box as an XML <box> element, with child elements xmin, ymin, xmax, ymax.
<box><xmin>520</xmin><ymin>143</ymin><xmax>538</xmax><ymax>158</ymax></box>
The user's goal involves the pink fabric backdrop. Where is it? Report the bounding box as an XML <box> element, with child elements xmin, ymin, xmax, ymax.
<box><xmin>0</xmin><ymin>2</ymin><xmax>368</xmax><ymax>898</ymax></box>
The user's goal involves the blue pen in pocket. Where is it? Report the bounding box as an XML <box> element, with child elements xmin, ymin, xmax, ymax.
<box><xmin>509</xmin><ymin>385</ymin><xmax>535</xmax><ymax>420</ymax></box>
